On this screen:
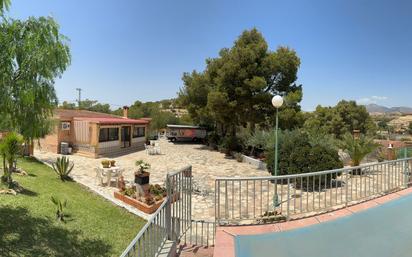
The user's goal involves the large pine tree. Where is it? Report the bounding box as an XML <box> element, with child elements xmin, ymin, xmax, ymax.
<box><xmin>179</xmin><ymin>28</ymin><xmax>302</xmax><ymax>134</ymax></box>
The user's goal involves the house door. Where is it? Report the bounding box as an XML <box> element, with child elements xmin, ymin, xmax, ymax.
<box><xmin>121</xmin><ymin>126</ymin><xmax>131</xmax><ymax>148</ymax></box>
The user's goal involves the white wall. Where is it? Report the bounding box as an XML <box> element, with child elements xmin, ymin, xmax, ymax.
<box><xmin>99</xmin><ymin>140</ymin><xmax>120</xmax><ymax>149</ymax></box>
<box><xmin>132</xmin><ymin>137</ymin><xmax>145</xmax><ymax>144</ymax></box>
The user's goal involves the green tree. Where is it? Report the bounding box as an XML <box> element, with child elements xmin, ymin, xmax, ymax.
<box><xmin>303</xmin><ymin>100</ymin><xmax>376</xmax><ymax>138</ymax></box>
<box><xmin>179</xmin><ymin>28</ymin><xmax>302</xmax><ymax>134</ymax></box>
<box><xmin>59</xmin><ymin>100</ymin><xmax>112</xmax><ymax>114</ymax></box>
<box><xmin>80</xmin><ymin>99</ymin><xmax>112</xmax><ymax>114</ymax></box>
<box><xmin>377</xmin><ymin>120</ymin><xmax>388</xmax><ymax>133</ymax></box>
<box><xmin>60</xmin><ymin>101</ymin><xmax>77</xmax><ymax>109</ymax></box>
<box><xmin>409</xmin><ymin>122</ymin><xmax>412</xmax><ymax>135</ymax></box>
<box><xmin>0</xmin><ymin>132</ymin><xmax>23</xmax><ymax>188</ymax></box>
<box><xmin>1</xmin><ymin>12</ymin><xmax>71</xmax><ymax>154</ymax></box>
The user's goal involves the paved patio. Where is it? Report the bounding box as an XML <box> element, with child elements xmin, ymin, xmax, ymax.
<box><xmin>34</xmin><ymin>138</ymin><xmax>267</xmax><ymax>220</ymax></box>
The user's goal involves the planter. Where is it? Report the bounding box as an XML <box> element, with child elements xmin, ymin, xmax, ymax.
<box><xmin>135</xmin><ymin>172</ymin><xmax>150</xmax><ymax>185</ymax></box>
<box><xmin>114</xmin><ymin>191</ymin><xmax>163</xmax><ymax>214</ymax></box>
<box><xmin>114</xmin><ymin>191</ymin><xmax>180</xmax><ymax>214</ymax></box>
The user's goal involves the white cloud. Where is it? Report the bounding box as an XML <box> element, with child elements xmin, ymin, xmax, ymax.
<box><xmin>357</xmin><ymin>95</ymin><xmax>388</xmax><ymax>105</ymax></box>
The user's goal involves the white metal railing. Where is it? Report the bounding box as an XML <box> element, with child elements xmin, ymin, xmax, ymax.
<box><xmin>120</xmin><ymin>166</ymin><xmax>194</xmax><ymax>257</ymax></box>
<box><xmin>181</xmin><ymin>219</ymin><xmax>216</xmax><ymax>247</ymax></box>
<box><xmin>120</xmin><ymin>199</ymin><xmax>169</xmax><ymax>257</ymax></box>
<box><xmin>215</xmin><ymin>158</ymin><xmax>412</xmax><ymax>224</ymax></box>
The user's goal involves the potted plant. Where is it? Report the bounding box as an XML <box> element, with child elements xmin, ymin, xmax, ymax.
<box><xmin>101</xmin><ymin>160</ymin><xmax>110</xmax><ymax>168</ymax></box>
<box><xmin>110</xmin><ymin>160</ymin><xmax>116</xmax><ymax>167</ymax></box>
<box><xmin>135</xmin><ymin>160</ymin><xmax>151</xmax><ymax>185</ymax></box>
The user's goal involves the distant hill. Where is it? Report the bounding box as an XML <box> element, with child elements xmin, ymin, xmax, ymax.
<box><xmin>365</xmin><ymin>104</ymin><xmax>412</xmax><ymax>114</ymax></box>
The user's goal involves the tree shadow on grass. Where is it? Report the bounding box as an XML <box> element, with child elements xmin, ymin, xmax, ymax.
<box><xmin>19</xmin><ymin>187</ymin><xmax>38</xmax><ymax>197</ymax></box>
<box><xmin>0</xmin><ymin>206</ymin><xmax>112</xmax><ymax>257</ymax></box>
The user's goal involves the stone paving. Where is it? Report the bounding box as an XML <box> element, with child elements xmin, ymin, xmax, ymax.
<box><xmin>34</xmin><ymin>138</ymin><xmax>267</xmax><ymax>221</ymax></box>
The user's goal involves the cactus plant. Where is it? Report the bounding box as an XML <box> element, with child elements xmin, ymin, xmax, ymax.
<box><xmin>52</xmin><ymin>156</ymin><xmax>74</xmax><ymax>181</ymax></box>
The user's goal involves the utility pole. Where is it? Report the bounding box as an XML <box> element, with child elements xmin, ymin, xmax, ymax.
<box><xmin>76</xmin><ymin>88</ymin><xmax>82</xmax><ymax>109</ymax></box>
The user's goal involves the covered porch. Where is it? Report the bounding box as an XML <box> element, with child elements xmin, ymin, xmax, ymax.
<box><xmin>72</xmin><ymin>117</ymin><xmax>149</xmax><ymax>158</ymax></box>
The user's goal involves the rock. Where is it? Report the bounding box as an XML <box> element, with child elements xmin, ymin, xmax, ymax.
<box><xmin>0</xmin><ymin>189</ymin><xmax>17</xmax><ymax>195</ymax></box>
<box><xmin>15</xmin><ymin>169</ymin><xmax>28</xmax><ymax>176</ymax></box>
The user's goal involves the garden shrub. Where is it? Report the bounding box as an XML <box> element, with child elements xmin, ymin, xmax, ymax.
<box><xmin>219</xmin><ymin>135</ymin><xmax>242</xmax><ymax>153</ymax></box>
<box><xmin>266</xmin><ymin>130</ymin><xmax>343</xmax><ymax>191</ymax></box>
<box><xmin>206</xmin><ymin>131</ymin><xmax>220</xmax><ymax>149</ymax></box>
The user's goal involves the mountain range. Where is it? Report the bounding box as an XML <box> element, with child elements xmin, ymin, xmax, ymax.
<box><xmin>365</xmin><ymin>104</ymin><xmax>412</xmax><ymax>114</ymax></box>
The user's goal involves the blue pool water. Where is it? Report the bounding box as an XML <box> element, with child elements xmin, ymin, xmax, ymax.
<box><xmin>235</xmin><ymin>194</ymin><xmax>412</xmax><ymax>257</ymax></box>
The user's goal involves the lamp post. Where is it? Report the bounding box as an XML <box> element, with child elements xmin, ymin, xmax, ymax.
<box><xmin>272</xmin><ymin>95</ymin><xmax>283</xmax><ymax>176</ymax></box>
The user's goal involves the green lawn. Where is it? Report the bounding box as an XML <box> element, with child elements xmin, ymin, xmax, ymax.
<box><xmin>0</xmin><ymin>157</ymin><xmax>145</xmax><ymax>257</ymax></box>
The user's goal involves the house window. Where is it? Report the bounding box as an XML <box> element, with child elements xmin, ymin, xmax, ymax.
<box><xmin>99</xmin><ymin>128</ymin><xmax>119</xmax><ymax>142</ymax></box>
<box><xmin>133</xmin><ymin>126</ymin><xmax>145</xmax><ymax>138</ymax></box>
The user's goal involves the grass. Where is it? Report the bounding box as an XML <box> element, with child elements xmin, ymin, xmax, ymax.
<box><xmin>0</xmin><ymin>157</ymin><xmax>146</xmax><ymax>257</ymax></box>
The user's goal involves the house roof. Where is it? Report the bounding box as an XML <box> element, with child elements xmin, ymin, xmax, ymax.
<box><xmin>74</xmin><ymin>117</ymin><xmax>148</xmax><ymax>125</ymax></box>
<box><xmin>56</xmin><ymin>109</ymin><xmax>119</xmax><ymax>119</ymax></box>
<box><xmin>56</xmin><ymin>109</ymin><xmax>149</xmax><ymax>125</ymax></box>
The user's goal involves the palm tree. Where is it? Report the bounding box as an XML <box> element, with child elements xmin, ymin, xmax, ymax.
<box><xmin>0</xmin><ymin>132</ymin><xmax>23</xmax><ymax>187</ymax></box>
<box><xmin>340</xmin><ymin>133</ymin><xmax>378</xmax><ymax>174</ymax></box>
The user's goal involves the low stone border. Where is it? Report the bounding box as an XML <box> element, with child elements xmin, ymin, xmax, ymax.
<box><xmin>241</xmin><ymin>154</ymin><xmax>267</xmax><ymax>171</ymax></box>
<box><xmin>213</xmin><ymin>186</ymin><xmax>412</xmax><ymax>257</ymax></box>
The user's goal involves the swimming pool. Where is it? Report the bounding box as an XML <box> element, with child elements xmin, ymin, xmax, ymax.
<box><xmin>235</xmin><ymin>194</ymin><xmax>412</xmax><ymax>257</ymax></box>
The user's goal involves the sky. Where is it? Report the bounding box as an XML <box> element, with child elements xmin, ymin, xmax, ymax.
<box><xmin>8</xmin><ymin>0</ymin><xmax>412</xmax><ymax>111</ymax></box>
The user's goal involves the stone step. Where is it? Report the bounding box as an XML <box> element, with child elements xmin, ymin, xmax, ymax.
<box><xmin>158</xmin><ymin>240</ymin><xmax>177</xmax><ymax>257</ymax></box>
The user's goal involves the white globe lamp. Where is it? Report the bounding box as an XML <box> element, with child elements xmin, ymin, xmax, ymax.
<box><xmin>272</xmin><ymin>95</ymin><xmax>284</xmax><ymax>108</ymax></box>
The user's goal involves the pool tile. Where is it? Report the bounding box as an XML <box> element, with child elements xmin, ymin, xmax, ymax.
<box><xmin>222</xmin><ymin>224</ymin><xmax>280</xmax><ymax>236</ymax></box>
<box><xmin>213</xmin><ymin>246</ymin><xmax>235</xmax><ymax>257</ymax></box>
<box><xmin>374</xmin><ymin>193</ymin><xmax>401</xmax><ymax>204</ymax></box>
<box><xmin>298</xmin><ymin>217</ymin><xmax>320</xmax><ymax>227</ymax></box>
<box><xmin>348</xmin><ymin>201</ymin><xmax>379</xmax><ymax>212</ymax></box>
<box><xmin>396</xmin><ymin>188</ymin><xmax>412</xmax><ymax>195</ymax></box>
<box><xmin>278</xmin><ymin>220</ymin><xmax>305</xmax><ymax>231</ymax></box>
<box><xmin>316</xmin><ymin>209</ymin><xmax>352</xmax><ymax>223</ymax></box>
<box><xmin>214</xmin><ymin>229</ymin><xmax>235</xmax><ymax>257</ymax></box>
